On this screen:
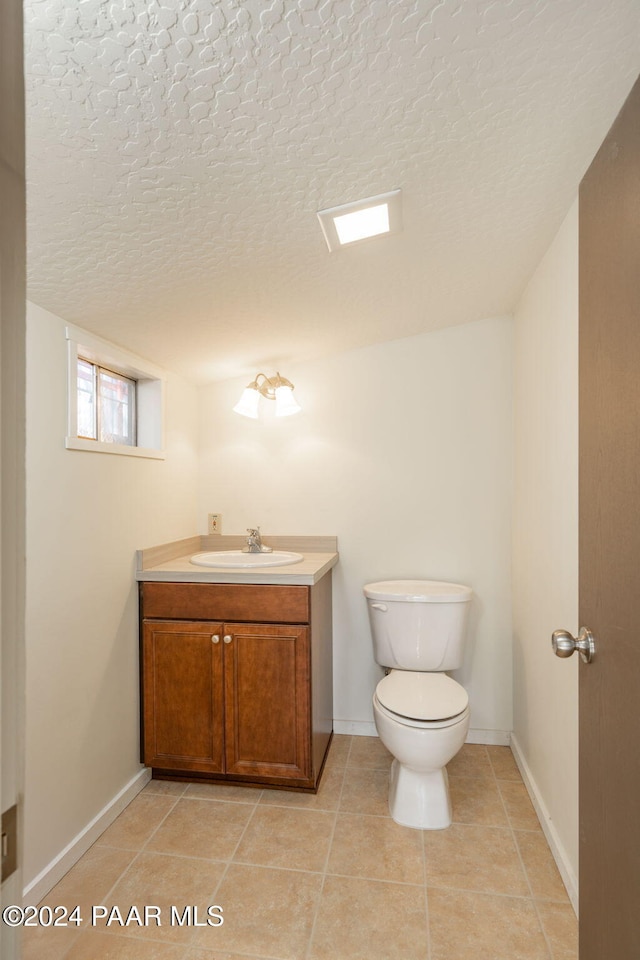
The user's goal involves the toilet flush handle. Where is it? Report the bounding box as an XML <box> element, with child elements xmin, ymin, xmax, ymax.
<box><xmin>370</xmin><ymin>602</ymin><xmax>388</xmax><ymax>612</ymax></box>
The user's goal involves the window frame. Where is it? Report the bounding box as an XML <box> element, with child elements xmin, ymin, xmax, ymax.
<box><xmin>77</xmin><ymin>357</ymin><xmax>138</xmax><ymax>446</ymax></box>
<box><xmin>66</xmin><ymin>325</ymin><xmax>166</xmax><ymax>460</ymax></box>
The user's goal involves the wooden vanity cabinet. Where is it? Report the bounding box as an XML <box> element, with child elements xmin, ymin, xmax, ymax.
<box><xmin>141</xmin><ymin>619</ymin><xmax>225</xmax><ymax>775</ymax></box>
<box><xmin>139</xmin><ymin>577</ymin><xmax>332</xmax><ymax>790</ymax></box>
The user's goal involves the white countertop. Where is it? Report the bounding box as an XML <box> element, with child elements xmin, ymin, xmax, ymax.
<box><xmin>136</xmin><ymin>536</ymin><xmax>338</xmax><ymax>586</ymax></box>
<box><xmin>137</xmin><ymin>552</ymin><xmax>337</xmax><ymax>586</ymax></box>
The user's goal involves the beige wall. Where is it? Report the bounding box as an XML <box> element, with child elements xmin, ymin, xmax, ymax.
<box><xmin>22</xmin><ymin>244</ymin><xmax>578</xmax><ymax>897</ymax></box>
<box><xmin>0</xmin><ymin>0</ymin><xmax>26</xmax><ymax>948</ymax></box>
<box><xmin>198</xmin><ymin>316</ymin><xmax>514</xmax><ymax>740</ymax></box>
<box><xmin>24</xmin><ymin>303</ymin><xmax>199</xmax><ymax>888</ymax></box>
<box><xmin>512</xmin><ymin>201</ymin><xmax>579</xmax><ymax>904</ymax></box>
<box><xmin>20</xmin><ymin>217</ymin><xmax>580</xmax><ymax>907</ymax></box>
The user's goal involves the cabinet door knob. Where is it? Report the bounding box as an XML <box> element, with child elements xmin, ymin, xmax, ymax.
<box><xmin>211</xmin><ymin>635</ymin><xmax>220</xmax><ymax>644</ymax></box>
<box><xmin>223</xmin><ymin>634</ymin><xmax>233</xmax><ymax>644</ymax></box>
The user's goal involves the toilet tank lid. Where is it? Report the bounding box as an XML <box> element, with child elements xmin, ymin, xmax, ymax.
<box><xmin>377</xmin><ymin>671</ymin><xmax>469</xmax><ymax>721</ymax></box>
<box><xmin>364</xmin><ymin>580</ymin><xmax>472</xmax><ymax>603</ymax></box>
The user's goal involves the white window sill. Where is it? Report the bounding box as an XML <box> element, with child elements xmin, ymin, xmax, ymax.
<box><xmin>65</xmin><ymin>437</ymin><xmax>165</xmax><ymax>460</ymax></box>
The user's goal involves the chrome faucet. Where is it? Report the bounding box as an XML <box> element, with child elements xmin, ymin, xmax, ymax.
<box><xmin>243</xmin><ymin>527</ymin><xmax>273</xmax><ymax>554</ymax></box>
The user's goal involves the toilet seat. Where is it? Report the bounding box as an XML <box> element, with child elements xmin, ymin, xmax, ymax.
<box><xmin>376</xmin><ymin>670</ymin><xmax>468</xmax><ymax>724</ymax></box>
<box><xmin>374</xmin><ymin>696</ymin><xmax>469</xmax><ymax>730</ymax></box>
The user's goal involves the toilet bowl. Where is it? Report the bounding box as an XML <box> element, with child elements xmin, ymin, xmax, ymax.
<box><xmin>372</xmin><ymin>669</ymin><xmax>469</xmax><ymax>829</ymax></box>
<box><xmin>364</xmin><ymin>579</ymin><xmax>473</xmax><ymax>830</ymax></box>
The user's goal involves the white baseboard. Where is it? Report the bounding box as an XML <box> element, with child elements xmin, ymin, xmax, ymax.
<box><xmin>466</xmin><ymin>728</ymin><xmax>511</xmax><ymax>746</ymax></box>
<box><xmin>23</xmin><ymin>767</ymin><xmax>151</xmax><ymax>905</ymax></box>
<box><xmin>334</xmin><ymin>720</ymin><xmax>378</xmax><ymax>736</ymax></box>
<box><xmin>334</xmin><ymin>720</ymin><xmax>511</xmax><ymax>746</ymax></box>
<box><xmin>510</xmin><ymin>734</ymin><xmax>578</xmax><ymax>914</ymax></box>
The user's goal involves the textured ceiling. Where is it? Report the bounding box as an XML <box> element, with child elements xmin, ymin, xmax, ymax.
<box><xmin>25</xmin><ymin>0</ymin><xmax>640</xmax><ymax>384</ymax></box>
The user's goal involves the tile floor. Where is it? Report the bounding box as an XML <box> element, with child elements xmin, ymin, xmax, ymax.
<box><xmin>22</xmin><ymin>737</ymin><xmax>577</xmax><ymax>960</ymax></box>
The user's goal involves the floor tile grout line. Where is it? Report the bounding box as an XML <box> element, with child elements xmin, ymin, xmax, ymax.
<box><xmin>319</xmin><ymin>869</ymin><xmax>447</xmax><ymax>889</ymax></box>
<box><xmin>205</xmin><ymin>861</ymin><xmax>326</xmax><ymax>877</ymax></box>
<box><xmin>67</xmin><ymin>791</ymin><xmax>263</xmax><ymax>955</ymax></box>
<box><xmin>497</xmin><ymin>747</ymin><xmax>555</xmax><ymax>960</ymax></box>
<box><xmin>486</xmin><ymin>743</ymin><xmax>523</xmax><ymax>784</ymax></box>
<box><xmin>422</xmin><ymin>879</ymin><xmax>570</xmax><ymax>904</ymax></box>
<box><xmin>60</xmin><ymin>921</ymin><xmax>202</xmax><ymax>951</ymax></box>
<box><xmin>71</xmin><ymin>923</ymin><xmax>192</xmax><ymax>950</ymax></box>
<box><xmin>62</xmin><ymin>790</ymin><xmax>264</xmax><ymax>955</ymax></box>
<box><xmin>52</xmin><ymin>846</ymin><xmax>142</xmax><ymax>935</ymax></box>
<box><xmin>78</xmin><ymin>843</ymin><xmax>207</xmax><ymax>949</ymax></box>
<box><xmin>164</xmin><ymin>790</ymin><xmax>264</xmax><ymax>805</ymax></box>
<box><xmin>31</xmin><ymin>916</ymin><xmax>83</xmax><ymax>960</ymax></box>
<box><xmin>208</xmin><ymin>777</ymin><xmax>322</xmax><ymax>945</ymax></box>
<box><xmin>38</xmin><ymin>741</ymin><xmax>310</xmax><ymax>958</ymax></box>
<box><xmin>137</xmin><ymin>792</ymin><xmax>183</xmax><ymax>852</ymax></box>
<box><xmin>54</xmin><ymin>790</ymin><xmax>186</xmax><ymax>957</ymax></box>
<box><xmin>132</xmin><ymin>784</ymin><xmax>199</xmax><ymax>944</ymax></box>
<box><xmin>180</xmin><ymin>793</ymin><xmax>264</xmax><ymax>805</ymax></box>
<box><xmin>421</xmin><ymin>808</ymin><xmax>431</xmax><ymax>960</ymax></box>
<box><xmin>303</xmin><ymin>735</ymin><xmax>351</xmax><ymax>960</ymax></box>
<box><xmin>146</xmin><ymin>779</ymin><xmax>189</xmax><ymax>799</ymax></box>
<box><xmin>94</xmin><ymin>846</ymin><xmax>243</xmax><ymax>865</ymax></box>
<box><xmin>430</xmin><ymin>744</ymin><xmax>493</xmax><ymax>959</ymax></box>
<box><xmin>91</xmin><ymin>839</ymin><xmax>574</xmax><ymax>894</ymax></box>
<box><xmin>214</xmin><ymin>789</ymin><xmax>262</xmax><ymax>867</ymax></box>
<box><xmin>46</xmin><ymin>739</ymin><xmax>572</xmax><ymax>960</ymax></box>
<box><xmin>150</xmin><ymin>787</ymin><xmax>263</xmax><ymax>870</ymax></box>
<box><xmin>196</xmin><ymin>865</ymin><xmax>236</xmax><ymax>954</ymax></box>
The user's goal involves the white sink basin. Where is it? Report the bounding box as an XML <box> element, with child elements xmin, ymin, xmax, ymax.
<box><xmin>190</xmin><ymin>550</ymin><xmax>304</xmax><ymax>568</ymax></box>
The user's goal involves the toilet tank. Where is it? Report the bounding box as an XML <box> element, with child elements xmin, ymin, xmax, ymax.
<box><xmin>364</xmin><ymin>580</ymin><xmax>472</xmax><ymax>671</ymax></box>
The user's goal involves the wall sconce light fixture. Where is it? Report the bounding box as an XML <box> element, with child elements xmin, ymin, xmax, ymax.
<box><xmin>233</xmin><ymin>372</ymin><xmax>301</xmax><ymax>419</ymax></box>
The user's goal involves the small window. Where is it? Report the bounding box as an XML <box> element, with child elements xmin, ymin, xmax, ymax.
<box><xmin>66</xmin><ymin>325</ymin><xmax>165</xmax><ymax>459</ymax></box>
<box><xmin>77</xmin><ymin>358</ymin><xmax>136</xmax><ymax>446</ymax></box>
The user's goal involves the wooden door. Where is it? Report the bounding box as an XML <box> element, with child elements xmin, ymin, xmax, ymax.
<box><xmin>578</xmin><ymin>74</ymin><xmax>640</xmax><ymax>958</ymax></box>
<box><xmin>142</xmin><ymin>620</ymin><xmax>225</xmax><ymax>773</ymax></box>
<box><xmin>223</xmin><ymin>623</ymin><xmax>311</xmax><ymax>782</ymax></box>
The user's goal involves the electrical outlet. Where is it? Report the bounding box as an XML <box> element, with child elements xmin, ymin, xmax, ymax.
<box><xmin>208</xmin><ymin>513</ymin><xmax>222</xmax><ymax>535</ymax></box>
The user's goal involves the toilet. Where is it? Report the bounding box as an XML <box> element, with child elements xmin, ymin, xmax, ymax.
<box><xmin>363</xmin><ymin>579</ymin><xmax>472</xmax><ymax>830</ymax></box>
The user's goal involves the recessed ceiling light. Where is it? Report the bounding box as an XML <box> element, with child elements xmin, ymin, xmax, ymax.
<box><xmin>334</xmin><ymin>203</ymin><xmax>390</xmax><ymax>245</ymax></box>
<box><xmin>317</xmin><ymin>189</ymin><xmax>402</xmax><ymax>252</ymax></box>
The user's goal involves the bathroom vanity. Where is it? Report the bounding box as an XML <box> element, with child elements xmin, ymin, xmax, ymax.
<box><xmin>136</xmin><ymin>536</ymin><xmax>337</xmax><ymax>791</ymax></box>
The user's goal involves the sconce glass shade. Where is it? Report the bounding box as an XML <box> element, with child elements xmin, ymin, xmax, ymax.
<box><xmin>233</xmin><ymin>372</ymin><xmax>301</xmax><ymax>418</ymax></box>
<box><xmin>233</xmin><ymin>386</ymin><xmax>260</xmax><ymax>419</ymax></box>
<box><xmin>274</xmin><ymin>384</ymin><xmax>301</xmax><ymax>417</ymax></box>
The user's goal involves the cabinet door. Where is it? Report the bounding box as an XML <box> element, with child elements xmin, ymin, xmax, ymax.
<box><xmin>223</xmin><ymin>623</ymin><xmax>311</xmax><ymax>781</ymax></box>
<box><xmin>142</xmin><ymin>620</ymin><xmax>224</xmax><ymax>773</ymax></box>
